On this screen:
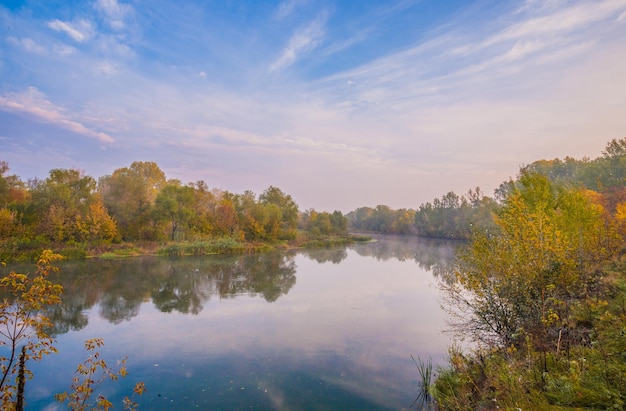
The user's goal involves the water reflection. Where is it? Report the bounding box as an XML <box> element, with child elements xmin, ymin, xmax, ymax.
<box><xmin>350</xmin><ymin>235</ymin><xmax>459</xmax><ymax>282</ymax></box>
<box><xmin>3</xmin><ymin>237</ymin><xmax>458</xmax><ymax>337</ymax></box>
<box><xmin>3</xmin><ymin>236</ymin><xmax>460</xmax><ymax>410</ymax></box>
<box><xmin>34</xmin><ymin>253</ymin><xmax>297</xmax><ymax>335</ymax></box>
<box><xmin>299</xmin><ymin>247</ymin><xmax>348</xmax><ymax>264</ymax></box>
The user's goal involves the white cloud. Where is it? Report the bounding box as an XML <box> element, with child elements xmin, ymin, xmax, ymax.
<box><xmin>322</xmin><ymin>30</ymin><xmax>371</xmax><ymax>57</ymax></box>
<box><xmin>47</xmin><ymin>19</ymin><xmax>94</xmax><ymax>42</ymax></box>
<box><xmin>0</xmin><ymin>87</ymin><xmax>114</xmax><ymax>143</ymax></box>
<box><xmin>489</xmin><ymin>0</ymin><xmax>626</xmax><ymax>48</ymax></box>
<box><xmin>274</xmin><ymin>0</ymin><xmax>308</xmax><ymax>20</ymax></box>
<box><xmin>270</xmin><ymin>13</ymin><xmax>327</xmax><ymax>71</ymax></box>
<box><xmin>94</xmin><ymin>61</ymin><xmax>119</xmax><ymax>76</ymax></box>
<box><xmin>6</xmin><ymin>36</ymin><xmax>47</xmax><ymax>54</ymax></box>
<box><xmin>3</xmin><ymin>0</ymin><xmax>624</xmax><ymax>210</ymax></box>
<box><xmin>94</xmin><ymin>0</ymin><xmax>133</xmax><ymax>30</ymax></box>
<box><xmin>53</xmin><ymin>44</ymin><xmax>77</xmax><ymax>56</ymax></box>
<box><xmin>97</xmin><ymin>35</ymin><xmax>134</xmax><ymax>57</ymax></box>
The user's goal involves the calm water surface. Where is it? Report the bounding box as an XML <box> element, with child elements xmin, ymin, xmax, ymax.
<box><xmin>11</xmin><ymin>236</ymin><xmax>457</xmax><ymax>410</ymax></box>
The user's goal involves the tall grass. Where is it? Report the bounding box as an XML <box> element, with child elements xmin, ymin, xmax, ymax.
<box><xmin>411</xmin><ymin>355</ymin><xmax>434</xmax><ymax>410</ymax></box>
<box><xmin>158</xmin><ymin>238</ymin><xmax>246</xmax><ymax>256</ymax></box>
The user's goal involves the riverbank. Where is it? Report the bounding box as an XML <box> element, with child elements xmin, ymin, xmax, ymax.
<box><xmin>0</xmin><ymin>233</ymin><xmax>373</xmax><ymax>262</ymax></box>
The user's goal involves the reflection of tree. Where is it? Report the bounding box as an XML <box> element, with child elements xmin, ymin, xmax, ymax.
<box><xmin>151</xmin><ymin>261</ymin><xmax>212</xmax><ymax>314</ymax></box>
<box><xmin>211</xmin><ymin>253</ymin><xmax>297</xmax><ymax>302</ymax></box>
<box><xmin>45</xmin><ymin>302</ymin><xmax>89</xmax><ymax>335</ymax></box>
<box><xmin>45</xmin><ymin>258</ymin><xmax>154</xmax><ymax>330</ymax></box>
<box><xmin>99</xmin><ymin>295</ymin><xmax>141</xmax><ymax>324</ymax></box>
<box><xmin>350</xmin><ymin>234</ymin><xmax>460</xmax><ymax>282</ymax></box>
<box><xmin>17</xmin><ymin>252</ymin><xmax>298</xmax><ymax>335</ymax></box>
<box><xmin>243</xmin><ymin>253</ymin><xmax>297</xmax><ymax>302</ymax></box>
<box><xmin>300</xmin><ymin>248</ymin><xmax>348</xmax><ymax>264</ymax></box>
<box><xmin>0</xmin><ymin>263</ymin><xmax>85</xmax><ymax>337</ymax></box>
<box><xmin>1</xmin><ymin>235</ymin><xmax>456</xmax><ymax>336</ymax></box>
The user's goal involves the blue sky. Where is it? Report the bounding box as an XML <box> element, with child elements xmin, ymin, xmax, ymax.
<box><xmin>1</xmin><ymin>0</ymin><xmax>625</xmax><ymax>211</ymax></box>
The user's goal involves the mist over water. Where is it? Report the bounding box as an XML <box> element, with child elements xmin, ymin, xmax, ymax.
<box><xmin>8</xmin><ymin>236</ymin><xmax>459</xmax><ymax>410</ymax></box>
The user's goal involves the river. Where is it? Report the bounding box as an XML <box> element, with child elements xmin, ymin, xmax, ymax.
<box><xmin>10</xmin><ymin>235</ymin><xmax>458</xmax><ymax>410</ymax></box>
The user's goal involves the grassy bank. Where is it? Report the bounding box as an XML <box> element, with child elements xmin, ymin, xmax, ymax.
<box><xmin>0</xmin><ymin>233</ymin><xmax>372</xmax><ymax>262</ymax></box>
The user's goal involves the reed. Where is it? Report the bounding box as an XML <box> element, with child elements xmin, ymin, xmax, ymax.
<box><xmin>411</xmin><ymin>354</ymin><xmax>434</xmax><ymax>410</ymax></box>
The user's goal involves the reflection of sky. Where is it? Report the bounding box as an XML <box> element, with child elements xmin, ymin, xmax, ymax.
<box><xmin>26</xmin><ymin>245</ymin><xmax>451</xmax><ymax>410</ymax></box>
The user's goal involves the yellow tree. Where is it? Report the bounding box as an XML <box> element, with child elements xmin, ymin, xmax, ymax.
<box><xmin>0</xmin><ymin>250</ymin><xmax>63</xmax><ymax>408</ymax></box>
<box><xmin>1</xmin><ymin>252</ymin><xmax>144</xmax><ymax>410</ymax></box>
<box><xmin>448</xmin><ymin>171</ymin><xmax>620</xmax><ymax>351</ymax></box>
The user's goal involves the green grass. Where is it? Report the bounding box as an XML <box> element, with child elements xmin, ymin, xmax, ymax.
<box><xmin>157</xmin><ymin>238</ymin><xmax>247</xmax><ymax>256</ymax></box>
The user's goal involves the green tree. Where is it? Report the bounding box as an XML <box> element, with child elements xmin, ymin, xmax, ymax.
<box><xmin>259</xmin><ymin>186</ymin><xmax>299</xmax><ymax>239</ymax></box>
<box><xmin>235</xmin><ymin>191</ymin><xmax>264</xmax><ymax>241</ymax></box>
<box><xmin>100</xmin><ymin>162</ymin><xmax>166</xmax><ymax>241</ymax></box>
<box><xmin>188</xmin><ymin>181</ymin><xmax>216</xmax><ymax>236</ymax></box>
<box><xmin>154</xmin><ymin>182</ymin><xmax>196</xmax><ymax>241</ymax></box>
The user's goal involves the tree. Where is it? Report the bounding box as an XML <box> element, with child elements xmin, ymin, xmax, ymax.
<box><xmin>83</xmin><ymin>200</ymin><xmax>120</xmax><ymax>244</ymax></box>
<box><xmin>213</xmin><ymin>195</ymin><xmax>239</xmax><ymax>237</ymax></box>
<box><xmin>0</xmin><ymin>162</ymin><xmax>29</xmax><ymax>210</ymax></box>
<box><xmin>447</xmin><ymin>171</ymin><xmax>620</xmax><ymax>350</ymax></box>
<box><xmin>0</xmin><ymin>210</ymin><xmax>19</xmax><ymax>240</ymax></box>
<box><xmin>55</xmin><ymin>338</ymin><xmax>145</xmax><ymax>411</ymax></box>
<box><xmin>0</xmin><ymin>250</ymin><xmax>63</xmax><ymax>408</ymax></box>
<box><xmin>188</xmin><ymin>181</ymin><xmax>216</xmax><ymax>236</ymax></box>
<box><xmin>1</xmin><ymin>252</ymin><xmax>145</xmax><ymax>409</ymax></box>
<box><xmin>154</xmin><ymin>182</ymin><xmax>196</xmax><ymax>241</ymax></box>
<box><xmin>28</xmin><ymin>169</ymin><xmax>98</xmax><ymax>242</ymax></box>
<box><xmin>329</xmin><ymin>210</ymin><xmax>348</xmax><ymax>235</ymax></box>
<box><xmin>100</xmin><ymin>162</ymin><xmax>166</xmax><ymax>241</ymax></box>
<box><xmin>259</xmin><ymin>186</ymin><xmax>299</xmax><ymax>239</ymax></box>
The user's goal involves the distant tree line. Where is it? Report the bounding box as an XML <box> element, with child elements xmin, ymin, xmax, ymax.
<box><xmin>0</xmin><ymin>161</ymin><xmax>349</xmax><ymax>260</ymax></box>
<box><xmin>348</xmin><ymin>138</ymin><xmax>626</xmax><ymax>240</ymax></box>
<box><xmin>2</xmin><ymin>138</ymin><xmax>625</xmax><ymax>258</ymax></box>
<box><xmin>347</xmin><ymin>189</ymin><xmax>498</xmax><ymax>239</ymax></box>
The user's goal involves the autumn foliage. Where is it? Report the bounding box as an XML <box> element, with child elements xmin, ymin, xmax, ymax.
<box><xmin>434</xmin><ymin>139</ymin><xmax>626</xmax><ymax>410</ymax></box>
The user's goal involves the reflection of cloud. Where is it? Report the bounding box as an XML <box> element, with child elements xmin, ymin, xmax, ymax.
<box><xmin>34</xmin><ymin>239</ymin><xmax>458</xmax><ymax>408</ymax></box>
<box><xmin>0</xmin><ymin>87</ymin><xmax>115</xmax><ymax>143</ymax></box>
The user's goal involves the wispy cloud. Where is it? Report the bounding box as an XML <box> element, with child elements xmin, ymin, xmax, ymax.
<box><xmin>0</xmin><ymin>87</ymin><xmax>114</xmax><ymax>143</ymax></box>
<box><xmin>318</xmin><ymin>0</ymin><xmax>626</xmax><ymax>105</ymax></box>
<box><xmin>6</xmin><ymin>36</ymin><xmax>46</xmax><ymax>54</ymax></box>
<box><xmin>53</xmin><ymin>44</ymin><xmax>77</xmax><ymax>56</ymax></box>
<box><xmin>46</xmin><ymin>19</ymin><xmax>94</xmax><ymax>42</ymax></box>
<box><xmin>274</xmin><ymin>0</ymin><xmax>308</xmax><ymax>21</ymax></box>
<box><xmin>455</xmin><ymin>0</ymin><xmax>626</xmax><ymax>56</ymax></box>
<box><xmin>1</xmin><ymin>0</ymin><xmax>625</xmax><ymax>211</ymax></box>
<box><xmin>270</xmin><ymin>13</ymin><xmax>328</xmax><ymax>72</ymax></box>
<box><xmin>94</xmin><ymin>0</ymin><xmax>133</xmax><ymax>30</ymax></box>
<box><xmin>322</xmin><ymin>30</ymin><xmax>371</xmax><ymax>57</ymax></box>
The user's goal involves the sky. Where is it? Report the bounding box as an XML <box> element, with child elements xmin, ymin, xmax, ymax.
<box><xmin>1</xmin><ymin>0</ymin><xmax>625</xmax><ymax>212</ymax></box>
